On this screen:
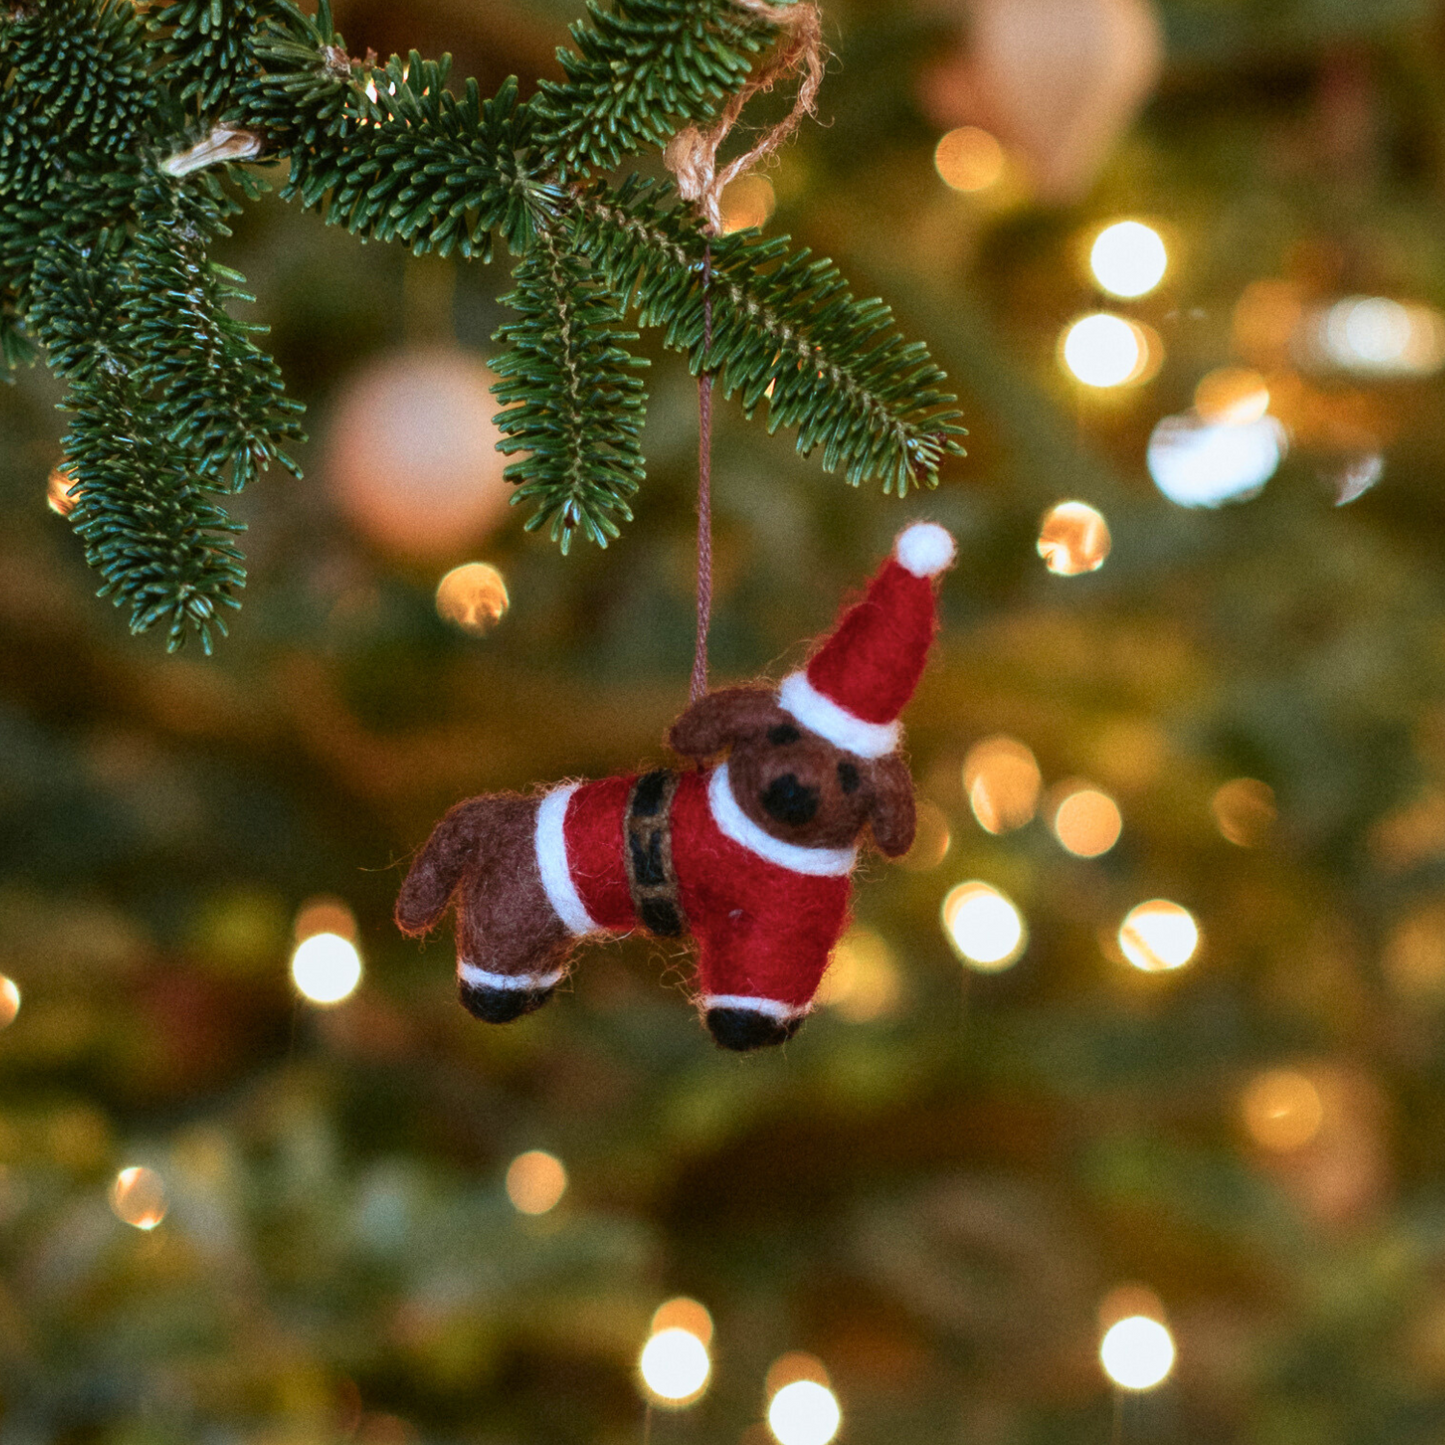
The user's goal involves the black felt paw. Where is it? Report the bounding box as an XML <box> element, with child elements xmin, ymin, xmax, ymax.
<box><xmin>705</xmin><ymin>1006</ymin><xmax>801</xmax><ymax>1052</ymax></box>
<box><xmin>459</xmin><ymin>981</ymin><xmax>555</xmax><ymax>1024</ymax></box>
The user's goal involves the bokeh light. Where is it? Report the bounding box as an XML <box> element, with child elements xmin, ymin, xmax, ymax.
<box><xmin>1052</xmin><ymin>785</ymin><xmax>1122</xmax><ymax>857</ymax></box>
<box><xmin>1212</xmin><ymin>778</ymin><xmax>1277</xmax><ymax>847</ymax></box>
<box><xmin>0</xmin><ymin>975</ymin><xmax>20</xmax><ymax>1028</ymax></box>
<box><xmin>435</xmin><ymin>562</ymin><xmax>510</xmax><ymax>636</ymax></box>
<box><xmin>1241</xmin><ymin>1068</ymin><xmax>1325</xmax><ymax>1152</ymax></box>
<box><xmin>1147</xmin><ymin>411</ymin><xmax>1286</xmax><ymax>507</ymax></box>
<box><xmin>964</xmin><ymin>735</ymin><xmax>1041</xmax><ymax>834</ymax></box>
<box><xmin>765</xmin><ymin>1352</ymin><xmax>831</xmax><ymax>1396</ymax></box>
<box><xmin>46</xmin><ymin>466</ymin><xmax>77</xmax><ymax>516</ymax></box>
<box><xmin>1061</xmin><ymin>313</ymin><xmax>1150</xmax><ymax>388</ymax></box>
<box><xmin>505</xmin><ymin>1150</ymin><xmax>568</xmax><ymax>1215</ymax></box>
<box><xmin>651</xmin><ymin>1297</ymin><xmax>714</xmax><ymax>1347</ymax></box>
<box><xmin>1334</xmin><ymin>451</ymin><xmax>1385</xmax><ymax>506</ymax></box>
<box><xmin>1117</xmin><ymin>901</ymin><xmax>1200</xmax><ymax>972</ymax></box>
<box><xmin>1098</xmin><ymin>1283</ymin><xmax>1167</xmax><ymax>1332</ymax></box>
<box><xmin>1089</xmin><ymin>220</ymin><xmax>1167</xmax><ymax>298</ymax></box>
<box><xmin>943</xmin><ymin>883</ymin><xmax>1027</xmax><ymax>971</ymax></box>
<box><xmin>1100</xmin><ymin>1315</ymin><xmax>1175</xmax><ymax>1390</ymax></box>
<box><xmin>294</xmin><ymin>896</ymin><xmax>357</xmax><ymax>942</ymax></box>
<box><xmin>1194</xmin><ymin>366</ymin><xmax>1270</xmax><ymax>425</ymax></box>
<box><xmin>290</xmin><ymin>932</ymin><xmax>363</xmax><ymax>1004</ymax></box>
<box><xmin>324</xmin><ymin>349</ymin><xmax>511</xmax><ymax>561</ymax></box>
<box><xmin>110</xmin><ymin>1165</ymin><xmax>168</xmax><ymax>1230</ymax></box>
<box><xmin>1384</xmin><ymin>905</ymin><xmax>1445</xmax><ymax>1002</ymax></box>
<box><xmin>721</xmin><ymin>174</ymin><xmax>777</xmax><ymax>233</ymax></box>
<box><xmin>1037</xmin><ymin>500</ymin><xmax>1111</xmax><ymax>576</ymax></box>
<box><xmin>898</xmin><ymin>799</ymin><xmax>952</xmax><ymax>871</ymax></box>
<box><xmin>1316</xmin><ymin>296</ymin><xmax>1445</xmax><ymax>377</ymax></box>
<box><xmin>716</xmin><ymin>175</ymin><xmax>774</xmax><ymax>234</ymax></box>
<box><xmin>639</xmin><ymin>1327</ymin><xmax>711</xmax><ymax>1405</ymax></box>
<box><xmin>934</xmin><ymin>126</ymin><xmax>1006</xmax><ymax>192</ymax></box>
<box><xmin>768</xmin><ymin>1380</ymin><xmax>842</xmax><ymax>1445</ymax></box>
<box><xmin>816</xmin><ymin>928</ymin><xmax>902</xmax><ymax>1022</ymax></box>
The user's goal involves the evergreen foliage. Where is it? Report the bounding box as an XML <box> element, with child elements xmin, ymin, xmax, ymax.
<box><xmin>0</xmin><ymin>0</ymin><xmax>965</xmax><ymax>650</ymax></box>
<box><xmin>492</xmin><ymin>235</ymin><xmax>649</xmax><ymax>550</ymax></box>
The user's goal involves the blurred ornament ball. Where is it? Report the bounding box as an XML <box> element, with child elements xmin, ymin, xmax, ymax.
<box><xmin>919</xmin><ymin>0</ymin><xmax>1163</xmax><ymax>202</ymax></box>
<box><xmin>324</xmin><ymin>348</ymin><xmax>511</xmax><ymax>560</ymax></box>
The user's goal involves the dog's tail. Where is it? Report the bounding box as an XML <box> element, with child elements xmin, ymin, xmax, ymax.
<box><xmin>396</xmin><ymin>796</ymin><xmax>509</xmax><ymax>937</ymax></box>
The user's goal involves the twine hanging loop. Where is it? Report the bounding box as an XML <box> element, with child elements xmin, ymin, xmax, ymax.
<box><xmin>666</xmin><ymin>2</ymin><xmax>825</xmax><ymax>702</ymax></box>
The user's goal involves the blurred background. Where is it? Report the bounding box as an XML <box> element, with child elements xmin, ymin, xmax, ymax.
<box><xmin>8</xmin><ymin>0</ymin><xmax>1445</xmax><ymax>1440</ymax></box>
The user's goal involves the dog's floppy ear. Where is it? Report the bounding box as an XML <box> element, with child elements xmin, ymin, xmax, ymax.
<box><xmin>867</xmin><ymin>753</ymin><xmax>916</xmax><ymax>858</ymax></box>
<box><xmin>669</xmin><ymin>686</ymin><xmax>781</xmax><ymax>761</ymax></box>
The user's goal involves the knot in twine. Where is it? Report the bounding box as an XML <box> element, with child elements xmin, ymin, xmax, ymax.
<box><xmin>664</xmin><ymin>0</ymin><xmax>824</xmax><ymax>234</ymax></box>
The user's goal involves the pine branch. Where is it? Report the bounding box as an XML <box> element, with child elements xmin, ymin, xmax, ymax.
<box><xmin>492</xmin><ymin>227</ymin><xmax>649</xmax><ymax>550</ymax></box>
<box><xmin>572</xmin><ymin>178</ymin><xmax>966</xmax><ymax>494</ymax></box>
<box><xmin>3</xmin><ymin>0</ymin><xmax>970</xmax><ymax>638</ymax></box>
<box><xmin>240</xmin><ymin>23</ymin><xmax>549</xmax><ymax>260</ymax></box>
<box><xmin>534</xmin><ymin>0</ymin><xmax>782</xmax><ymax>179</ymax></box>
<box><xmin>124</xmin><ymin>182</ymin><xmax>303</xmax><ymax>491</ymax></box>
<box><xmin>27</xmin><ymin>243</ymin><xmax>249</xmax><ymax>654</ymax></box>
<box><xmin>144</xmin><ymin>0</ymin><xmax>280</xmax><ymax>116</ymax></box>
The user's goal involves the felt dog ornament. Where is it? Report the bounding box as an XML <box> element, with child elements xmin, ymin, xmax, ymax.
<box><xmin>396</xmin><ymin>522</ymin><xmax>956</xmax><ymax>1051</ymax></box>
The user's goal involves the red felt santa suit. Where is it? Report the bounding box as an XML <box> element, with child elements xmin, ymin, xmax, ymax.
<box><xmin>534</xmin><ymin>765</ymin><xmax>853</xmax><ymax>1023</ymax></box>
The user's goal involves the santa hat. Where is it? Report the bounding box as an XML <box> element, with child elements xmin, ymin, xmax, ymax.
<box><xmin>777</xmin><ymin>522</ymin><xmax>956</xmax><ymax>758</ymax></box>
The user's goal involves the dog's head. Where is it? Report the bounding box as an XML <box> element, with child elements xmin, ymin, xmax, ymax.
<box><xmin>668</xmin><ymin>686</ymin><xmax>916</xmax><ymax>857</ymax></box>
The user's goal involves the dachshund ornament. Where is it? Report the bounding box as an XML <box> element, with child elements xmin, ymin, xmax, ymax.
<box><xmin>396</xmin><ymin>522</ymin><xmax>956</xmax><ymax>1051</ymax></box>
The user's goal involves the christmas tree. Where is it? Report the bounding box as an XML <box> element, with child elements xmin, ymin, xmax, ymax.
<box><xmin>5</xmin><ymin>0</ymin><xmax>1445</xmax><ymax>1442</ymax></box>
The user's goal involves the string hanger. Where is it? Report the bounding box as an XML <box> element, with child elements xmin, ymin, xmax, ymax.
<box><xmin>664</xmin><ymin>1</ymin><xmax>825</xmax><ymax>704</ymax></box>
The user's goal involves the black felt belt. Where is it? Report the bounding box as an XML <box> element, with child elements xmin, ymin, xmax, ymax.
<box><xmin>623</xmin><ymin>770</ymin><xmax>688</xmax><ymax>938</ymax></box>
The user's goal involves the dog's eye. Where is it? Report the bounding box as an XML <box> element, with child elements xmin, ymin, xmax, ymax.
<box><xmin>837</xmin><ymin>761</ymin><xmax>861</xmax><ymax>794</ymax></box>
<box><xmin>768</xmin><ymin>724</ymin><xmax>801</xmax><ymax>746</ymax></box>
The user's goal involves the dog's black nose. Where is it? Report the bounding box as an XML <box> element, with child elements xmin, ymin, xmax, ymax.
<box><xmin>761</xmin><ymin>773</ymin><xmax>819</xmax><ymax>826</ymax></box>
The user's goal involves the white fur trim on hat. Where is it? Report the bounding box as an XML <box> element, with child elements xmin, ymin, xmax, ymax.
<box><xmin>459</xmin><ymin>961</ymin><xmax>565</xmax><ymax>992</ymax></box>
<box><xmin>708</xmin><ymin>764</ymin><xmax>858</xmax><ymax>877</ymax></box>
<box><xmin>701</xmin><ymin>994</ymin><xmax>810</xmax><ymax>1021</ymax></box>
<box><xmin>778</xmin><ymin>671</ymin><xmax>901</xmax><ymax>760</ymax></box>
<box><xmin>894</xmin><ymin>521</ymin><xmax>956</xmax><ymax>578</ymax></box>
<box><xmin>534</xmin><ymin>784</ymin><xmax>603</xmax><ymax>936</ymax></box>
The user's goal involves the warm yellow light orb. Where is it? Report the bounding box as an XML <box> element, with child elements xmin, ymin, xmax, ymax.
<box><xmin>1211</xmin><ymin>778</ymin><xmax>1276</xmax><ymax>847</ymax></box>
<box><xmin>964</xmin><ymin>735</ymin><xmax>1041</xmax><ymax>834</ymax></box>
<box><xmin>934</xmin><ymin>126</ymin><xmax>1006</xmax><ymax>192</ymax></box>
<box><xmin>505</xmin><ymin>1150</ymin><xmax>568</xmax><ymax>1215</ymax></box>
<box><xmin>290</xmin><ymin>931</ymin><xmax>363</xmax><ymax>1004</ymax></box>
<box><xmin>1052</xmin><ymin>787</ymin><xmax>1123</xmax><ymax>857</ymax></box>
<box><xmin>1100</xmin><ymin>1315</ymin><xmax>1175</xmax><ymax>1391</ymax></box>
<box><xmin>1090</xmin><ymin>221</ymin><xmax>1168</xmax><ymax>299</ymax></box>
<box><xmin>1037</xmin><ymin>501</ymin><xmax>1111</xmax><ymax>576</ymax></box>
<box><xmin>898</xmin><ymin>799</ymin><xmax>952</xmax><ymax>872</ymax></box>
<box><xmin>1241</xmin><ymin>1068</ymin><xmax>1324</xmax><ymax>1152</ymax></box>
<box><xmin>768</xmin><ymin>1380</ymin><xmax>842</xmax><ymax>1445</ymax></box>
<box><xmin>47</xmin><ymin>467</ymin><xmax>78</xmax><ymax>517</ymax></box>
<box><xmin>435</xmin><ymin>562</ymin><xmax>509</xmax><ymax>637</ymax></box>
<box><xmin>639</xmin><ymin>1327</ymin><xmax>711</xmax><ymax>1405</ymax></box>
<box><xmin>943</xmin><ymin>883</ymin><xmax>1026</xmax><ymax>971</ymax></box>
<box><xmin>1194</xmin><ymin>367</ymin><xmax>1270</xmax><ymax>426</ymax></box>
<box><xmin>111</xmin><ymin>1165</ymin><xmax>168</xmax><ymax>1230</ymax></box>
<box><xmin>293</xmin><ymin>896</ymin><xmax>357</xmax><ymax>943</ymax></box>
<box><xmin>0</xmin><ymin>976</ymin><xmax>20</xmax><ymax>1028</ymax></box>
<box><xmin>1061</xmin><ymin>313</ymin><xmax>1151</xmax><ymax>388</ymax></box>
<box><xmin>1117</xmin><ymin>901</ymin><xmax>1199</xmax><ymax>972</ymax></box>
<box><xmin>650</xmin><ymin>1297</ymin><xmax>714</xmax><ymax>1347</ymax></box>
<box><xmin>816</xmin><ymin>929</ymin><xmax>902</xmax><ymax>1022</ymax></box>
<box><xmin>721</xmin><ymin>174</ymin><xmax>777</xmax><ymax>233</ymax></box>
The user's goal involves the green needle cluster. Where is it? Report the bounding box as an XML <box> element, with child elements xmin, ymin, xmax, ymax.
<box><xmin>0</xmin><ymin>0</ymin><xmax>965</xmax><ymax>648</ymax></box>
